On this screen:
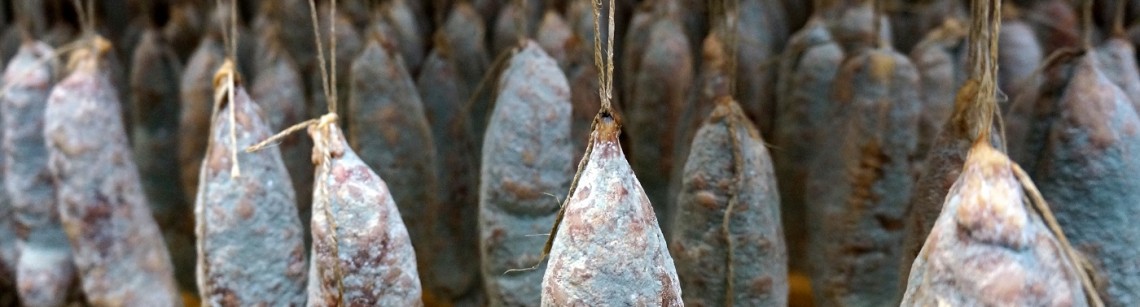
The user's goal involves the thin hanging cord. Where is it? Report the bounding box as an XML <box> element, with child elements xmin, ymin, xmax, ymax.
<box><xmin>230</xmin><ymin>0</ymin><xmax>238</xmax><ymax>61</ymax></box>
<box><xmin>303</xmin><ymin>0</ymin><xmax>345</xmax><ymax>303</ymax></box>
<box><xmin>330</xmin><ymin>0</ymin><xmax>338</xmax><ymax>114</ymax></box>
<box><xmin>1081</xmin><ymin>0</ymin><xmax>1093</xmax><ymax>48</ymax></box>
<box><xmin>592</xmin><ymin>0</ymin><xmax>605</xmax><ymax>111</ymax></box>
<box><xmin>1011</xmin><ymin>164</ymin><xmax>1105</xmax><ymax>307</ymax></box>
<box><xmin>968</xmin><ymin>0</ymin><xmax>999</xmax><ymax>142</ymax></box>
<box><xmin>71</xmin><ymin>0</ymin><xmax>88</xmax><ymax>35</ymax></box>
<box><xmin>247</xmin><ymin>0</ymin><xmax>344</xmax><ymax>152</ymax></box>
<box><xmin>606</xmin><ymin>0</ymin><xmax>615</xmax><ymax>107</ymax></box>
<box><xmin>309</xmin><ymin>0</ymin><xmax>333</xmax><ymax>112</ymax></box>
<box><xmin>724</xmin><ymin>0</ymin><xmax>739</xmax><ymax>97</ymax></box>
<box><xmin>592</xmin><ymin>0</ymin><xmax>616</xmax><ymax>113</ymax></box>
<box><xmin>212</xmin><ymin>0</ymin><xmax>242</xmax><ymax>177</ymax></box>
<box><xmin>720</xmin><ymin>99</ymin><xmax>744</xmax><ymax>307</ymax></box>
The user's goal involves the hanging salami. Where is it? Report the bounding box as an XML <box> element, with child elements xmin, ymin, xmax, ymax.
<box><xmin>671</xmin><ymin>97</ymin><xmax>786</xmax><ymax>306</ymax></box>
<box><xmin>805</xmin><ymin>8</ymin><xmax>921</xmax><ymax>304</ymax></box>
<box><xmin>194</xmin><ymin>58</ymin><xmax>308</xmax><ymax>305</ymax></box>
<box><xmin>3</xmin><ymin>40</ymin><xmax>77</xmax><ymax>307</ymax></box>
<box><xmin>479</xmin><ymin>41</ymin><xmax>573</xmax><ymax>307</ymax></box>
<box><xmin>541</xmin><ymin>2</ymin><xmax>682</xmax><ymax>304</ymax></box>
<box><xmin>45</xmin><ymin>36</ymin><xmax>180</xmax><ymax>306</ymax></box>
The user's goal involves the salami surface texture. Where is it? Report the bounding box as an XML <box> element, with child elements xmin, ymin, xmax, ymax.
<box><xmin>442</xmin><ymin>2</ymin><xmax>490</xmax><ymax>100</ymax></box>
<box><xmin>565</xmin><ymin>1</ymin><xmax>603</xmax><ymax>157</ymax></box>
<box><xmin>540</xmin><ymin>115</ymin><xmax>682</xmax><ymax>307</ymax></box>
<box><xmin>668</xmin><ymin>33</ymin><xmax>731</xmax><ymax>210</ymax></box>
<box><xmin>772</xmin><ymin>16</ymin><xmax>844</xmax><ymax>275</ymax></box>
<box><xmin>478</xmin><ymin>41</ymin><xmax>573</xmax><ymax>306</ymax></box>
<box><xmin>0</xmin><ymin>112</ymin><xmax>13</xmax><ymax>302</ymax></box>
<box><xmin>901</xmin><ymin>144</ymin><xmax>1090</xmax><ymax>305</ymax></box>
<box><xmin>3</xmin><ymin>41</ymin><xmax>77</xmax><ymax>307</ymax></box>
<box><xmin>438</xmin><ymin>2</ymin><xmax>492</xmax><ymax>151</ymax></box>
<box><xmin>732</xmin><ymin>0</ymin><xmax>783</xmax><ymax>136</ymax></box>
<box><xmin>195</xmin><ymin>62</ymin><xmax>307</xmax><ymax>306</ymax></box>
<box><xmin>672</xmin><ymin>98</ymin><xmax>786</xmax><ymax>306</ymax></box>
<box><xmin>1027</xmin><ymin>0</ymin><xmax>1081</xmax><ymax>54</ymax></box>
<box><xmin>626</xmin><ymin>13</ymin><xmax>691</xmax><ymax>234</ymax></box>
<box><xmin>45</xmin><ymin>38</ymin><xmax>180</xmax><ymax>306</ymax></box>
<box><xmin>1095</xmin><ymin>37</ymin><xmax>1140</xmax><ymax>111</ymax></box>
<box><xmin>347</xmin><ymin>36</ymin><xmax>439</xmax><ymax>281</ymax></box>
<box><xmin>806</xmin><ymin>46</ymin><xmax>921</xmax><ymax>306</ymax></box>
<box><xmin>1018</xmin><ymin>50</ymin><xmax>1140</xmax><ymax>306</ymax></box>
<box><xmin>306</xmin><ymin>116</ymin><xmax>424</xmax><ymax>306</ymax></box>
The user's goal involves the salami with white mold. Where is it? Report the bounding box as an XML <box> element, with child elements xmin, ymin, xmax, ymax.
<box><xmin>901</xmin><ymin>143</ymin><xmax>1092</xmax><ymax>305</ymax></box>
<box><xmin>347</xmin><ymin>34</ymin><xmax>439</xmax><ymax>279</ymax></box>
<box><xmin>671</xmin><ymin>97</ymin><xmax>786</xmax><ymax>306</ymax></box>
<box><xmin>194</xmin><ymin>61</ymin><xmax>307</xmax><ymax>306</ymax></box>
<box><xmin>306</xmin><ymin>116</ymin><xmax>424</xmax><ymax>306</ymax></box>
<box><xmin>2</xmin><ymin>40</ymin><xmax>77</xmax><ymax>307</ymax></box>
<box><xmin>479</xmin><ymin>41</ymin><xmax>573</xmax><ymax>307</ymax></box>
<box><xmin>1018</xmin><ymin>49</ymin><xmax>1140</xmax><ymax>306</ymax></box>
<box><xmin>540</xmin><ymin>114</ymin><xmax>682</xmax><ymax>307</ymax></box>
<box><xmin>45</xmin><ymin>37</ymin><xmax>180</xmax><ymax>306</ymax></box>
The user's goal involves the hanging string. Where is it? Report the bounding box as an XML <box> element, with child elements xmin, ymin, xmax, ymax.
<box><xmin>1011</xmin><ymin>164</ymin><xmax>1105</xmax><ymax>307</ymax></box>
<box><xmin>967</xmin><ymin>0</ymin><xmax>1000</xmax><ymax>142</ymax></box>
<box><xmin>246</xmin><ymin>0</ymin><xmax>344</xmax><ymax>152</ymax></box>
<box><xmin>68</xmin><ymin>0</ymin><xmax>97</xmax><ymax>36</ymax></box>
<box><xmin>230</xmin><ymin>0</ymin><xmax>238</xmax><ymax>61</ymax></box>
<box><xmin>593</xmin><ymin>0</ymin><xmax>616</xmax><ymax>113</ymax></box>
<box><xmin>1081</xmin><ymin>0</ymin><xmax>1093</xmax><ymax>48</ymax></box>
<box><xmin>309</xmin><ymin>0</ymin><xmax>334</xmax><ymax>114</ymax></box>
<box><xmin>718</xmin><ymin>0</ymin><xmax>739</xmax><ymax>98</ymax></box>
<box><xmin>330</xmin><ymin>0</ymin><xmax>338</xmax><ymax>114</ymax></box>
<box><xmin>71</xmin><ymin>0</ymin><xmax>88</xmax><ymax>35</ymax></box>
<box><xmin>207</xmin><ymin>0</ymin><xmax>243</xmax><ymax>177</ymax></box>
